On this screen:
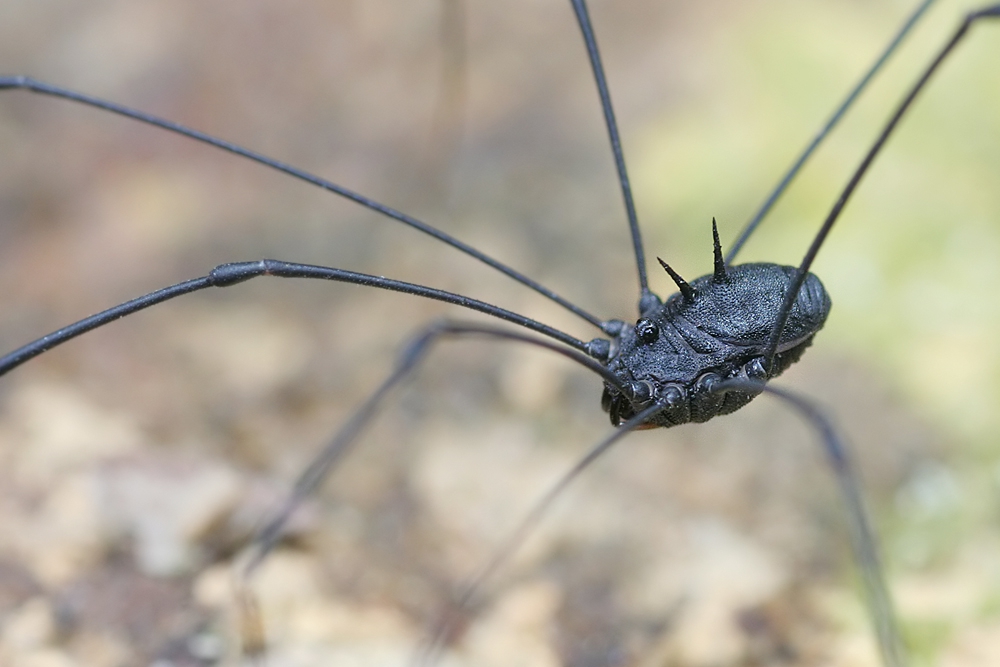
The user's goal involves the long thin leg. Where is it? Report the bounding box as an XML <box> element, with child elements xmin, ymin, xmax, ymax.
<box><xmin>413</xmin><ymin>401</ymin><xmax>666</xmax><ymax>667</ymax></box>
<box><xmin>0</xmin><ymin>259</ymin><xmax>613</xmax><ymax>378</ymax></box>
<box><xmin>719</xmin><ymin>379</ymin><xmax>905</xmax><ymax>667</ymax></box>
<box><xmin>725</xmin><ymin>0</ymin><xmax>937</xmax><ymax>264</ymax></box>
<box><xmin>765</xmin><ymin>5</ymin><xmax>1000</xmax><ymax>369</ymax></box>
<box><xmin>0</xmin><ymin>76</ymin><xmax>605</xmax><ymax>331</ymax></box>
<box><xmin>569</xmin><ymin>0</ymin><xmax>655</xmax><ymax>314</ymax></box>
<box><xmin>241</xmin><ymin>320</ymin><xmax>627</xmax><ymax>576</ymax></box>
<box><xmin>424</xmin><ymin>0</ymin><xmax>468</xmax><ymax>198</ymax></box>
<box><xmin>230</xmin><ymin>320</ymin><xmax>635</xmax><ymax>656</ymax></box>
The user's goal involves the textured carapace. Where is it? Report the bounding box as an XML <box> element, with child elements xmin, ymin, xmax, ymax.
<box><xmin>601</xmin><ymin>225</ymin><xmax>831</xmax><ymax>427</ymax></box>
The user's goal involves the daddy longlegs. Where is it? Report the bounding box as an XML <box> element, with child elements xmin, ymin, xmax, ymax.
<box><xmin>1</xmin><ymin>1</ymin><xmax>999</xmax><ymax>665</ymax></box>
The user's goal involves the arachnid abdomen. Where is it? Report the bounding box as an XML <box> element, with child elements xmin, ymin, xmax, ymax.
<box><xmin>602</xmin><ymin>262</ymin><xmax>831</xmax><ymax>427</ymax></box>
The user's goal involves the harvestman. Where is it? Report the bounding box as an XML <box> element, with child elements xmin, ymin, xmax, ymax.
<box><xmin>1</xmin><ymin>1</ymin><xmax>998</xmax><ymax>665</ymax></box>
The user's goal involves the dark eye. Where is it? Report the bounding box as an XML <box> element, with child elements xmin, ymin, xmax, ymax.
<box><xmin>635</xmin><ymin>318</ymin><xmax>659</xmax><ymax>344</ymax></box>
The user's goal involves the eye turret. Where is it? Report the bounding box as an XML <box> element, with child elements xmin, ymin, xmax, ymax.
<box><xmin>634</xmin><ymin>318</ymin><xmax>659</xmax><ymax>344</ymax></box>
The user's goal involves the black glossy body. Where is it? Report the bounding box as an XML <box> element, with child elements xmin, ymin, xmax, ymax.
<box><xmin>602</xmin><ymin>262</ymin><xmax>831</xmax><ymax>427</ymax></box>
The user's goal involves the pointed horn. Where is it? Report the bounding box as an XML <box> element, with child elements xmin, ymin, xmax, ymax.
<box><xmin>712</xmin><ymin>218</ymin><xmax>728</xmax><ymax>282</ymax></box>
<box><xmin>657</xmin><ymin>257</ymin><xmax>695</xmax><ymax>302</ymax></box>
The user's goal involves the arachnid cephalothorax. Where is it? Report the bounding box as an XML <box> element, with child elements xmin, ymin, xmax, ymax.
<box><xmin>601</xmin><ymin>221</ymin><xmax>831</xmax><ymax>427</ymax></box>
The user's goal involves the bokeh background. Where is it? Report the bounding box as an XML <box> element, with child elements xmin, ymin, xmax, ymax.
<box><xmin>0</xmin><ymin>0</ymin><xmax>999</xmax><ymax>665</ymax></box>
